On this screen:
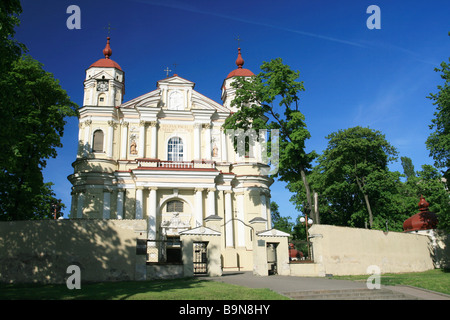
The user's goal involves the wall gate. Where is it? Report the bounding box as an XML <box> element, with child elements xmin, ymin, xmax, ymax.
<box><xmin>193</xmin><ymin>241</ymin><xmax>208</xmax><ymax>274</ymax></box>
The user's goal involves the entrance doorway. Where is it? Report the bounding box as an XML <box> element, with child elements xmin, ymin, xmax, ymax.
<box><xmin>266</xmin><ymin>242</ymin><xmax>278</xmax><ymax>275</ymax></box>
<box><xmin>193</xmin><ymin>241</ymin><xmax>208</xmax><ymax>275</ymax></box>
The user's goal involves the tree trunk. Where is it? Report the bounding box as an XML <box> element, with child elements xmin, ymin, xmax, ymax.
<box><xmin>300</xmin><ymin>169</ymin><xmax>313</xmax><ymax>218</ymax></box>
<box><xmin>355</xmin><ymin>175</ymin><xmax>373</xmax><ymax>228</ymax></box>
<box><xmin>313</xmin><ymin>191</ymin><xmax>320</xmax><ymax>224</ymax></box>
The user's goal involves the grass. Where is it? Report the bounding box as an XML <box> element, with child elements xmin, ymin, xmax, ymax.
<box><xmin>2</xmin><ymin>270</ymin><xmax>448</xmax><ymax>300</ymax></box>
<box><xmin>0</xmin><ymin>277</ymin><xmax>289</xmax><ymax>300</ymax></box>
<box><xmin>333</xmin><ymin>269</ymin><xmax>450</xmax><ymax>295</ymax></box>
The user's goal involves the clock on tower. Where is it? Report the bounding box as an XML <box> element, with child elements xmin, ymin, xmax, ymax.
<box><xmin>97</xmin><ymin>80</ymin><xmax>109</xmax><ymax>92</ymax></box>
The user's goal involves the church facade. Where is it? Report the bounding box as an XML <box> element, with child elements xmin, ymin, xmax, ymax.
<box><xmin>68</xmin><ymin>37</ymin><xmax>284</xmax><ymax>273</ymax></box>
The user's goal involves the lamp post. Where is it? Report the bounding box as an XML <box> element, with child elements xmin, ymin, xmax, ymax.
<box><xmin>299</xmin><ymin>210</ymin><xmax>313</xmax><ymax>260</ymax></box>
<box><xmin>52</xmin><ymin>200</ymin><xmax>61</xmax><ymax>220</ymax></box>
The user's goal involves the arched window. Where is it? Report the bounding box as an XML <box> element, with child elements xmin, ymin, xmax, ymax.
<box><xmin>92</xmin><ymin>130</ymin><xmax>104</xmax><ymax>152</ymax></box>
<box><xmin>167</xmin><ymin>200</ymin><xmax>184</xmax><ymax>212</ymax></box>
<box><xmin>168</xmin><ymin>137</ymin><xmax>183</xmax><ymax>161</ymax></box>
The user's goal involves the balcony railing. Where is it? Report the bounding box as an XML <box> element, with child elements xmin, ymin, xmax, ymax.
<box><xmin>137</xmin><ymin>159</ymin><xmax>216</xmax><ymax>170</ymax></box>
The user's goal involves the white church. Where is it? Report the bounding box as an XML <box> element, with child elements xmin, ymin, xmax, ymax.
<box><xmin>68</xmin><ymin>37</ymin><xmax>289</xmax><ymax>275</ymax></box>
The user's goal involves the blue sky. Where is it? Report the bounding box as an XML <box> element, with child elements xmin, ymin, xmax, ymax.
<box><xmin>14</xmin><ymin>0</ymin><xmax>450</xmax><ymax>219</ymax></box>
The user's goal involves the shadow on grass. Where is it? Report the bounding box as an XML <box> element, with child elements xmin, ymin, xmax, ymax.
<box><xmin>0</xmin><ymin>278</ymin><xmax>211</xmax><ymax>300</ymax></box>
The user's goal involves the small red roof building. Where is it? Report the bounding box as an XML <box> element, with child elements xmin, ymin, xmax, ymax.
<box><xmin>403</xmin><ymin>196</ymin><xmax>438</xmax><ymax>232</ymax></box>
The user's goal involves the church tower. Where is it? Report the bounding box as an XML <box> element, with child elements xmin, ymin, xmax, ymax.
<box><xmin>221</xmin><ymin>47</ymin><xmax>254</xmax><ymax>111</ymax></box>
<box><xmin>83</xmin><ymin>37</ymin><xmax>125</xmax><ymax>107</ymax></box>
<box><xmin>70</xmin><ymin>37</ymin><xmax>124</xmax><ymax>219</ymax></box>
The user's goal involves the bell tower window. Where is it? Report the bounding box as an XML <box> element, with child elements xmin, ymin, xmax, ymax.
<box><xmin>92</xmin><ymin>130</ymin><xmax>104</xmax><ymax>152</ymax></box>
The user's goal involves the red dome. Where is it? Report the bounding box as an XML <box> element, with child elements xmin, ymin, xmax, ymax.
<box><xmin>226</xmin><ymin>47</ymin><xmax>254</xmax><ymax>79</ymax></box>
<box><xmin>226</xmin><ymin>68</ymin><xmax>254</xmax><ymax>79</ymax></box>
<box><xmin>403</xmin><ymin>196</ymin><xmax>438</xmax><ymax>232</ymax></box>
<box><xmin>89</xmin><ymin>37</ymin><xmax>122</xmax><ymax>70</ymax></box>
<box><xmin>89</xmin><ymin>58</ymin><xmax>122</xmax><ymax>70</ymax></box>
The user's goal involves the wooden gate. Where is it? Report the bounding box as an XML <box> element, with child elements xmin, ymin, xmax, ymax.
<box><xmin>193</xmin><ymin>242</ymin><xmax>208</xmax><ymax>275</ymax></box>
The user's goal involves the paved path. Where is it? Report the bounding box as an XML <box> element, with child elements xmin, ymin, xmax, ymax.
<box><xmin>199</xmin><ymin>272</ymin><xmax>450</xmax><ymax>300</ymax></box>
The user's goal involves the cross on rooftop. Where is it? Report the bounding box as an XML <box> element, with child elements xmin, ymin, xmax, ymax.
<box><xmin>235</xmin><ymin>35</ymin><xmax>242</xmax><ymax>48</ymax></box>
<box><xmin>164</xmin><ymin>67</ymin><xmax>172</xmax><ymax>77</ymax></box>
<box><xmin>104</xmin><ymin>22</ymin><xmax>115</xmax><ymax>36</ymax></box>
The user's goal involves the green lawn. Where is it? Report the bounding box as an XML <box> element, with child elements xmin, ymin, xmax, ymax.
<box><xmin>334</xmin><ymin>269</ymin><xmax>450</xmax><ymax>295</ymax></box>
<box><xmin>0</xmin><ymin>277</ymin><xmax>289</xmax><ymax>300</ymax></box>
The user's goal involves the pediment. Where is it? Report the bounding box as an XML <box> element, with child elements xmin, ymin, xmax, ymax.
<box><xmin>121</xmin><ymin>89</ymin><xmax>161</xmax><ymax>109</ymax></box>
<box><xmin>179</xmin><ymin>226</ymin><xmax>221</xmax><ymax>236</ymax></box>
<box><xmin>256</xmin><ymin>228</ymin><xmax>290</xmax><ymax>237</ymax></box>
<box><xmin>157</xmin><ymin>75</ymin><xmax>195</xmax><ymax>89</ymax></box>
<box><xmin>119</xmin><ymin>75</ymin><xmax>230</xmax><ymax>114</ymax></box>
<box><xmin>191</xmin><ymin>91</ymin><xmax>229</xmax><ymax>113</ymax></box>
<box><xmin>85</xmin><ymin>69</ymin><xmax>116</xmax><ymax>82</ymax></box>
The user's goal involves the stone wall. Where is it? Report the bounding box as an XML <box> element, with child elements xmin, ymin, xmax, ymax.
<box><xmin>292</xmin><ymin>224</ymin><xmax>449</xmax><ymax>277</ymax></box>
<box><xmin>0</xmin><ymin>219</ymin><xmax>147</xmax><ymax>284</ymax></box>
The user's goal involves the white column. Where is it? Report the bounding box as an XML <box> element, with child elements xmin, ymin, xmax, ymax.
<box><xmin>221</xmin><ymin>127</ymin><xmax>228</xmax><ymax>162</ymax></box>
<box><xmin>194</xmin><ymin>123</ymin><xmax>201</xmax><ymax>160</ymax></box>
<box><xmin>83</xmin><ymin>120</ymin><xmax>91</xmax><ymax>157</ymax></box>
<box><xmin>77</xmin><ymin>122</ymin><xmax>84</xmax><ymax>157</ymax></box>
<box><xmin>138</xmin><ymin>121</ymin><xmax>146</xmax><ymax>158</ymax></box>
<box><xmin>204</xmin><ymin>123</ymin><xmax>212</xmax><ymax>160</ymax></box>
<box><xmin>117</xmin><ymin>189</ymin><xmax>124</xmax><ymax>219</ymax></box>
<box><xmin>236</xmin><ymin>193</ymin><xmax>245</xmax><ymax>247</ymax></box>
<box><xmin>107</xmin><ymin>121</ymin><xmax>114</xmax><ymax>158</ymax></box>
<box><xmin>266</xmin><ymin>196</ymin><xmax>272</xmax><ymax>228</ymax></box>
<box><xmin>135</xmin><ymin>187</ymin><xmax>143</xmax><ymax>219</ymax></box>
<box><xmin>76</xmin><ymin>191</ymin><xmax>85</xmax><ymax>218</ymax></box>
<box><xmin>103</xmin><ymin>189</ymin><xmax>111</xmax><ymax>219</ymax></box>
<box><xmin>224</xmin><ymin>190</ymin><xmax>234</xmax><ymax>247</ymax></box>
<box><xmin>207</xmin><ymin>188</ymin><xmax>216</xmax><ymax>216</ymax></box>
<box><xmin>194</xmin><ymin>188</ymin><xmax>204</xmax><ymax>227</ymax></box>
<box><xmin>120</xmin><ymin>122</ymin><xmax>128</xmax><ymax>159</ymax></box>
<box><xmin>260</xmin><ymin>193</ymin><xmax>268</xmax><ymax>229</ymax></box>
<box><xmin>150</xmin><ymin>121</ymin><xmax>158</xmax><ymax>159</ymax></box>
<box><xmin>148</xmin><ymin>187</ymin><xmax>157</xmax><ymax>241</ymax></box>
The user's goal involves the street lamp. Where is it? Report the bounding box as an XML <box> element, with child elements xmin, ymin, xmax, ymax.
<box><xmin>52</xmin><ymin>200</ymin><xmax>62</xmax><ymax>220</ymax></box>
<box><xmin>299</xmin><ymin>209</ymin><xmax>313</xmax><ymax>261</ymax></box>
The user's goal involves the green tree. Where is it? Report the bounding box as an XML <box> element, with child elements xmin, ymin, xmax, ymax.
<box><xmin>426</xmin><ymin>35</ymin><xmax>450</xmax><ymax>189</ymax></box>
<box><xmin>0</xmin><ymin>55</ymin><xmax>78</xmax><ymax>220</ymax></box>
<box><xmin>400</xmin><ymin>165</ymin><xmax>450</xmax><ymax>232</ymax></box>
<box><xmin>0</xmin><ymin>1</ymin><xmax>78</xmax><ymax>220</ymax></box>
<box><xmin>270</xmin><ymin>201</ymin><xmax>293</xmax><ymax>234</ymax></box>
<box><xmin>298</xmin><ymin>126</ymin><xmax>399</xmax><ymax>229</ymax></box>
<box><xmin>401</xmin><ymin>156</ymin><xmax>416</xmax><ymax>180</ymax></box>
<box><xmin>224</xmin><ymin>58</ymin><xmax>316</xmax><ymax>213</ymax></box>
<box><xmin>0</xmin><ymin>0</ymin><xmax>25</xmax><ymax>73</ymax></box>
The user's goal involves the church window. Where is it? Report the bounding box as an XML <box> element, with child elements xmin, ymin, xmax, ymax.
<box><xmin>167</xmin><ymin>137</ymin><xmax>183</xmax><ymax>161</ymax></box>
<box><xmin>167</xmin><ymin>200</ymin><xmax>183</xmax><ymax>212</ymax></box>
<box><xmin>92</xmin><ymin>130</ymin><xmax>104</xmax><ymax>152</ymax></box>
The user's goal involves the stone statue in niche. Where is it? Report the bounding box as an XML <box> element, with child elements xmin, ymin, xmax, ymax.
<box><xmin>212</xmin><ymin>144</ymin><xmax>218</xmax><ymax>157</ymax></box>
<box><xmin>130</xmin><ymin>140</ymin><xmax>137</xmax><ymax>155</ymax></box>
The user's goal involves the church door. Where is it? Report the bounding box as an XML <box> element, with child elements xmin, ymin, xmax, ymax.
<box><xmin>193</xmin><ymin>241</ymin><xmax>208</xmax><ymax>275</ymax></box>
